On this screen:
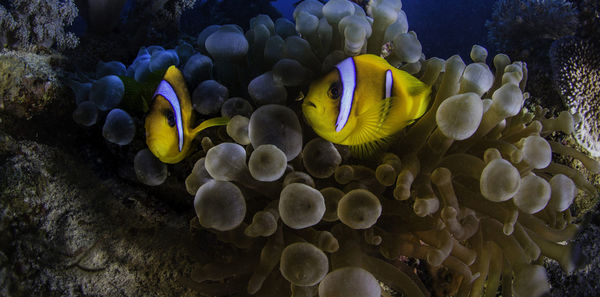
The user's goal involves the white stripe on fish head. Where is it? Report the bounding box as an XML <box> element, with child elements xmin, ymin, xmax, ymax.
<box><xmin>334</xmin><ymin>57</ymin><xmax>357</xmax><ymax>132</ymax></box>
<box><xmin>385</xmin><ymin>69</ymin><xmax>393</xmax><ymax>98</ymax></box>
<box><xmin>154</xmin><ymin>80</ymin><xmax>184</xmax><ymax>152</ymax></box>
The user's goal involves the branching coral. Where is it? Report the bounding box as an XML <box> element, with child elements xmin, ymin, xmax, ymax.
<box><xmin>70</xmin><ymin>0</ymin><xmax>599</xmax><ymax>296</ymax></box>
<box><xmin>0</xmin><ymin>0</ymin><xmax>79</xmax><ymax>50</ymax></box>
<box><xmin>486</xmin><ymin>0</ymin><xmax>578</xmax><ymax>58</ymax></box>
<box><xmin>570</xmin><ymin>0</ymin><xmax>600</xmax><ymax>39</ymax></box>
<box><xmin>550</xmin><ymin>36</ymin><xmax>600</xmax><ymax>157</ymax></box>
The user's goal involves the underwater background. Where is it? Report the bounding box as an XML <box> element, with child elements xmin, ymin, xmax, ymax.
<box><xmin>1</xmin><ymin>0</ymin><xmax>600</xmax><ymax>296</ymax></box>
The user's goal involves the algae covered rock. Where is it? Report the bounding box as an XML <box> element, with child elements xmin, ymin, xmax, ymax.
<box><xmin>0</xmin><ymin>132</ymin><xmax>200</xmax><ymax>297</ymax></box>
<box><xmin>0</xmin><ymin>50</ymin><xmax>68</xmax><ymax>121</ymax></box>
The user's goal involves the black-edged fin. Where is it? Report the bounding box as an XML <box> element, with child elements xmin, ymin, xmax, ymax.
<box><xmin>402</xmin><ymin>72</ymin><xmax>430</xmax><ymax>98</ymax></box>
<box><xmin>350</xmin><ymin>137</ymin><xmax>391</xmax><ymax>160</ymax></box>
<box><xmin>401</xmin><ymin>73</ymin><xmax>433</xmax><ymax>117</ymax></box>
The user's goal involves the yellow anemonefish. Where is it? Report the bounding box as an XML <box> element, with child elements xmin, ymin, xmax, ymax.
<box><xmin>302</xmin><ymin>54</ymin><xmax>431</xmax><ymax>157</ymax></box>
<box><xmin>145</xmin><ymin>66</ymin><xmax>228</xmax><ymax>164</ymax></box>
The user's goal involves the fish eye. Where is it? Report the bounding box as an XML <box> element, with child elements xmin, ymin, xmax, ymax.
<box><xmin>162</xmin><ymin>108</ymin><xmax>176</xmax><ymax>127</ymax></box>
<box><xmin>328</xmin><ymin>82</ymin><xmax>342</xmax><ymax>99</ymax></box>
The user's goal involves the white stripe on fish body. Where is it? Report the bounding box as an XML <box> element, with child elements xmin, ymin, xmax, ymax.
<box><xmin>378</xmin><ymin>69</ymin><xmax>394</xmax><ymax>130</ymax></box>
<box><xmin>335</xmin><ymin>57</ymin><xmax>357</xmax><ymax>132</ymax></box>
<box><xmin>385</xmin><ymin>69</ymin><xmax>393</xmax><ymax>99</ymax></box>
<box><xmin>154</xmin><ymin>80</ymin><xmax>184</xmax><ymax>152</ymax></box>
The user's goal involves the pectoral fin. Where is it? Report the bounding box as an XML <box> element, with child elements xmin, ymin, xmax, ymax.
<box><xmin>346</xmin><ymin>96</ymin><xmax>411</xmax><ymax>158</ymax></box>
<box><xmin>350</xmin><ymin>96</ymin><xmax>410</xmax><ymax>144</ymax></box>
<box><xmin>349</xmin><ymin>137</ymin><xmax>391</xmax><ymax>160</ymax></box>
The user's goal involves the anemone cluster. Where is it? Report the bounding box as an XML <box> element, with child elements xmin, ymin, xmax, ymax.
<box><xmin>71</xmin><ymin>0</ymin><xmax>599</xmax><ymax>296</ymax></box>
<box><xmin>70</xmin><ymin>60</ymin><xmax>135</xmax><ymax>143</ymax></box>
<box><xmin>185</xmin><ymin>52</ymin><xmax>596</xmax><ymax>297</ymax></box>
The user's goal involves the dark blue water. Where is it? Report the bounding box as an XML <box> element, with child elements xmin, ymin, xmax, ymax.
<box><xmin>402</xmin><ymin>0</ymin><xmax>496</xmax><ymax>59</ymax></box>
<box><xmin>271</xmin><ymin>0</ymin><xmax>296</xmax><ymax>20</ymax></box>
<box><xmin>74</xmin><ymin>0</ymin><xmax>495</xmax><ymax>61</ymax></box>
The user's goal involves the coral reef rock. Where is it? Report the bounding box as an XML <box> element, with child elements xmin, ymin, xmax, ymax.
<box><xmin>0</xmin><ymin>131</ymin><xmax>203</xmax><ymax>297</ymax></box>
<box><xmin>0</xmin><ymin>50</ymin><xmax>69</xmax><ymax>121</ymax></box>
<box><xmin>550</xmin><ymin>36</ymin><xmax>600</xmax><ymax>157</ymax></box>
<box><xmin>546</xmin><ymin>204</ymin><xmax>600</xmax><ymax>296</ymax></box>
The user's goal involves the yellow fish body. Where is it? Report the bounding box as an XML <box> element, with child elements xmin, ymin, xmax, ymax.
<box><xmin>145</xmin><ymin>66</ymin><xmax>228</xmax><ymax>164</ymax></box>
<box><xmin>302</xmin><ymin>54</ymin><xmax>431</xmax><ymax>156</ymax></box>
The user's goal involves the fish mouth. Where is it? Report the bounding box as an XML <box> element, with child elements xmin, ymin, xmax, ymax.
<box><xmin>146</xmin><ymin>142</ymin><xmax>163</xmax><ymax>159</ymax></box>
<box><xmin>303</xmin><ymin>101</ymin><xmax>316</xmax><ymax>108</ymax></box>
<box><xmin>301</xmin><ymin>103</ymin><xmax>316</xmax><ymax>126</ymax></box>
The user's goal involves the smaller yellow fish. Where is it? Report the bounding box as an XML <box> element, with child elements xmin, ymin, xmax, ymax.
<box><xmin>145</xmin><ymin>66</ymin><xmax>228</xmax><ymax>164</ymax></box>
<box><xmin>302</xmin><ymin>54</ymin><xmax>431</xmax><ymax>157</ymax></box>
